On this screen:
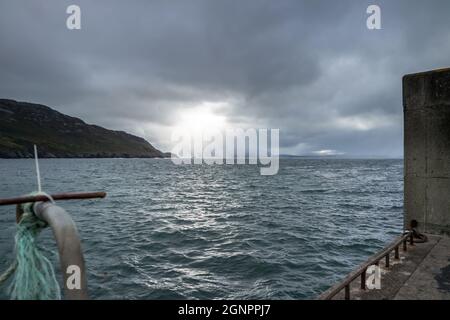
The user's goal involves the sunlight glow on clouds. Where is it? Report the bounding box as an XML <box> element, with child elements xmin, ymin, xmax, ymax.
<box><xmin>334</xmin><ymin>114</ymin><xmax>399</xmax><ymax>131</ymax></box>
<box><xmin>173</xmin><ymin>102</ymin><xmax>229</xmax><ymax>132</ymax></box>
<box><xmin>312</xmin><ymin>149</ymin><xmax>345</xmax><ymax>156</ymax></box>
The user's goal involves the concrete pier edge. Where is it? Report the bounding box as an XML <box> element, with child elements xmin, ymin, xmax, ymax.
<box><xmin>318</xmin><ymin>68</ymin><xmax>450</xmax><ymax>300</ymax></box>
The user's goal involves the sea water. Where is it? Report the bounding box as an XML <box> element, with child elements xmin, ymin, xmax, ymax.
<box><xmin>0</xmin><ymin>158</ymin><xmax>403</xmax><ymax>299</ymax></box>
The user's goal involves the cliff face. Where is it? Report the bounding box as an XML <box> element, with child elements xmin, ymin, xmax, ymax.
<box><xmin>0</xmin><ymin>99</ymin><xmax>165</xmax><ymax>158</ymax></box>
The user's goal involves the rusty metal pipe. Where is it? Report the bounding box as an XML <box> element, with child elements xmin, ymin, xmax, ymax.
<box><xmin>0</xmin><ymin>192</ymin><xmax>106</xmax><ymax>206</ymax></box>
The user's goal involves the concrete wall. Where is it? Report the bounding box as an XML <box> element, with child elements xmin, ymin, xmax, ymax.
<box><xmin>404</xmin><ymin>68</ymin><xmax>450</xmax><ymax>235</ymax></box>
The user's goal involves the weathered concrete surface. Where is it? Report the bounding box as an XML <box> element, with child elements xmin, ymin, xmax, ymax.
<box><xmin>395</xmin><ymin>236</ymin><xmax>450</xmax><ymax>299</ymax></box>
<box><xmin>330</xmin><ymin>235</ymin><xmax>450</xmax><ymax>300</ymax></box>
<box><xmin>404</xmin><ymin>68</ymin><xmax>450</xmax><ymax>235</ymax></box>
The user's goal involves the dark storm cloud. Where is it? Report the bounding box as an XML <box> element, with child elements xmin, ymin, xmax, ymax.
<box><xmin>1</xmin><ymin>0</ymin><xmax>449</xmax><ymax>155</ymax></box>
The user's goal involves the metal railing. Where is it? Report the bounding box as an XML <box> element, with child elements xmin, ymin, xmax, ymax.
<box><xmin>318</xmin><ymin>231</ymin><xmax>414</xmax><ymax>300</ymax></box>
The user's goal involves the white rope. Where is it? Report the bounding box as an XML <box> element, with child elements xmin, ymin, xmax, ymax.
<box><xmin>34</xmin><ymin>191</ymin><xmax>55</xmax><ymax>205</ymax></box>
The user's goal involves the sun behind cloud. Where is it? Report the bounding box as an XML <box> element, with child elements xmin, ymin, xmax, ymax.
<box><xmin>173</xmin><ymin>102</ymin><xmax>228</xmax><ymax>133</ymax></box>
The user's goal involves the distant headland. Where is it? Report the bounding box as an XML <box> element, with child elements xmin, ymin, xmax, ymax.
<box><xmin>0</xmin><ymin>99</ymin><xmax>169</xmax><ymax>159</ymax></box>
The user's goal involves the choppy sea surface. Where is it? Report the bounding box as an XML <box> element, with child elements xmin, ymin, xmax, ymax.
<box><xmin>0</xmin><ymin>159</ymin><xmax>403</xmax><ymax>299</ymax></box>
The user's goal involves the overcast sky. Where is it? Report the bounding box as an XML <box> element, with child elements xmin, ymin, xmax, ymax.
<box><xmin>1</xmin><ymin>0</ymin><xmax>449</xmax><ymax>157</ymax></box>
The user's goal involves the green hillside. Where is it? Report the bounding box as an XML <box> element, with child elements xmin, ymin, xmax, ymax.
<box><xmin>0</xmin><ymin>99</ymin><xmax>165</xmax><ymax>158</ymax></box>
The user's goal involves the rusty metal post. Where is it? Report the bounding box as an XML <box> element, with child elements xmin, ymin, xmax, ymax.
<box><xmin>344</xmin><ymin>285</ymin><xmax>350</xmax><ymax>300</ymax></box>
